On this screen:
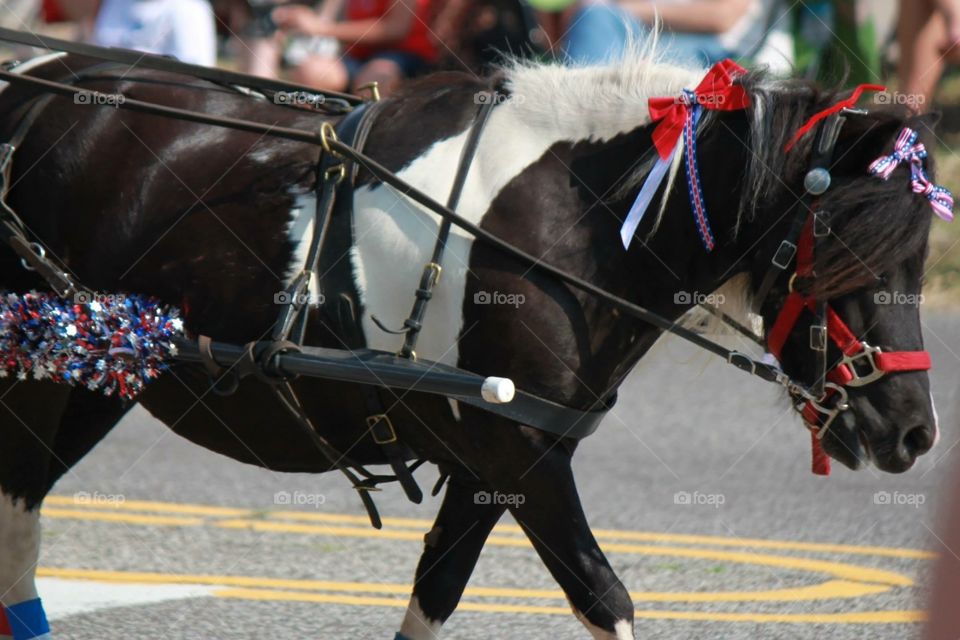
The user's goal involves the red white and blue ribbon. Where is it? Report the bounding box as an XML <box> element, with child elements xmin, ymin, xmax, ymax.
<box><xmin>621</xmin><ymin>59</ymin><xmax>751</xmax><ymax>250</ymax></box>
<box><xmin>911</xmin><ymin>163</ymin><xmax>954</xmax><ymax>221</ymax></box>
<box><xmin>869</xmin><ymin>126</ymin><xmax>954</xmax><ymax>221</ymax></box>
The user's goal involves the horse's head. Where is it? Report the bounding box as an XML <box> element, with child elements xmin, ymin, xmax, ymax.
<box><xmin>744</xmin><ymin>84</ymin><xmax>942</xmax><ymax>473</ymax></box>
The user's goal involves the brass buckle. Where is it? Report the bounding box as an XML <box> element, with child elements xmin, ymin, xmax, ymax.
<box><xmin>841</xmin><ymin>343</ymin><xmax>885</xmax><ymax>387</ymax></box>
<box><xmin>356</xmin><ymin>81</ymin><xmax>381</xmax><ymax>102</ymax></box>
<box><xmin>366</xmin><ymin>413</ymin><xmax>398</xmax><ymax>445</ymax></box>
<box><xmin>319</xmin><ymin>121</ymin><xmax>340</xmax><ymax>156</ymax></box>
<box><xmin>324</xmin><ymin>163</ymin><xmax>346</xmax><ymax>184</ymax></box>
<box><xmin>426</xmin><ymin>262</ymin><xmax>442</xmax><ymax>286</ymax></box>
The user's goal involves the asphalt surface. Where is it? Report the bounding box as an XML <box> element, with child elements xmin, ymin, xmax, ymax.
<box><xmin>36</xmin><ymin>310</ymin><xmax>960</xmax><ymax>640</ymax></box>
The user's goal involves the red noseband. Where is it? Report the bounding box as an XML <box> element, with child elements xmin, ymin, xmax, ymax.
<box><xmin>766</xmin><ymin>218</ymin><xmax>931</xmax><ymax>475</ymax></box>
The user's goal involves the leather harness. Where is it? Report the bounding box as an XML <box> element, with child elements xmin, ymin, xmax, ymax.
<box><xmin>0</xmin><ymin>34</ymin><xmax>936</xmax><ymax>517</ymax></box>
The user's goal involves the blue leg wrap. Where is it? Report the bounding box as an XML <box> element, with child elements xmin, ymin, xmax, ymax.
<box><xmin>394</xmin><ymin>634</ymin><xmax>414</xmax><ymax>640</ymax></box>
<box><xmin>5</xmin><ymin>599</ymin><xmax>50</xmax><ymax>640</ymax></box>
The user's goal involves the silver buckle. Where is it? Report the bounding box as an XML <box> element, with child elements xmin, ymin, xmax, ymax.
<box><xmin>727</xmin><ymin>351</ymin><xmax>756</xmax><ymax>375</ymax></box>
<box><xmin>771</xmin><ymin>240</ymin><xmax>797</xmax><ymax>269</ymax></box>
<box><xmin>809</xmin><ymin>325</ymin><xmax>827</xmax><ymax>351</ymax></box>
<box><xmin>840</xmin><ymin>343</ymin><xmax>886</xmax><ymax>387</ymax></box>
<box><xmin>807</xmin><ymin>383</ymin><xmax>850</xmax><ymax>438</ymax></box>
<box><xmin>813</xmin><ymin>210</ymin><xmax>831</xmax><ymax>238</ymax></box>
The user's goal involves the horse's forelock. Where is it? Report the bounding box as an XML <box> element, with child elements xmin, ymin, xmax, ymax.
<box><xmin>739</xmin><ymin>74</ymin><xmax>934</xmax><ymax>299</ymax></box>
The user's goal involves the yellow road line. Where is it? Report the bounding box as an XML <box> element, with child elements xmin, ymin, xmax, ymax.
<box><xmin>209</xmin><ymin>518</ymin><xmax>915</xmax><ymax>588</ymax></box>
<box><xmin>35</xmin><ymin>568</ymin><xmax>889</xmax><ymax>604</ymax></box>
<box><xmin>41</xmin><ymin>495</ymin><xmax>936</xmax><ymax>560</ymax></box>
<box><xmin>45</xmin><ymin>497</ymin><xmax>251</xmax><ymax>518</ymax></box>
<box><xmin>40</xmin><ymin>503</ymin><xmax>918</xmax><ymax>588</ymax></box>
<box><xmin>42</xmin><ymin>507</ymin><xmax>203</xmax><ymax>527</ymax></box>
<box><xmin>212</xmin><ymin>587</ymin><xmax>926</xmax><ymax>624</ymax></box>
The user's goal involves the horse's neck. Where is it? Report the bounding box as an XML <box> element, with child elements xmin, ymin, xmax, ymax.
<box><xmin>571</xmin><ymin>123</ymin><xmax>756</xmax><ymax>398</ymax></box>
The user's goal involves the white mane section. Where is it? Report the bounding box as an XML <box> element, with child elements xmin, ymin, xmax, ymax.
<box><xmin>502</xmin><ymin>57</ymin><xmax>702</xmax><ymax>144</ymax></box>
<box><xmin>501</xmin><ymin>50</ymin><xmax>705</xmax><ymax>235</ymax></box>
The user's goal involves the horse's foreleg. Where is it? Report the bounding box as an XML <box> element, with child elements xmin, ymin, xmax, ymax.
<box><xmin>0</xmin><ymin>381</ymin><xmax>71</xmax><ymax>640</ymax></box>
<box><xmin>505</xmin><ymin>439</ymin><xmax>634</xmax><ymax>640</ymax></box>
<box><xmin>397</xmin><ymin>474</ymin><xmax>506</xmax><ymax>640</ymax></box>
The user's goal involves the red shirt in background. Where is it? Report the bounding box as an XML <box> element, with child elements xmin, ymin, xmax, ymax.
<box><xmin>346</xmin><ymin>0</ymin><xmax>436</xmax><ymax>62</ymax></box>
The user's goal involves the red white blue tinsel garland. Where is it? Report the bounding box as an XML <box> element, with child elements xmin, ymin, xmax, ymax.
<box><xmin>0</xmin><ymin>292</ymin><xmax>183</xmax><ymax>400</ymax></box>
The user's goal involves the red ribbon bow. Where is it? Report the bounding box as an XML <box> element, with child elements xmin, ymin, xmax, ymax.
<box><xmin>647</xmin><ymin>59</ymin><xmax>751</xmax><ymax>160</ymax></box>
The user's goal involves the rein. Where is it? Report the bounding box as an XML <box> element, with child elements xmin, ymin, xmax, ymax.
<box><xmin>0</xmin><ymin>53</ymin><xmax>799</xmax><ymax>394</ymax></box>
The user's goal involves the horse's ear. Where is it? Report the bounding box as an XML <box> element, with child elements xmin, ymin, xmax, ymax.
<box><xmin>832</xmin><ymin>112</ymin><xmax>904</xmax><ymax>175</ymax></box>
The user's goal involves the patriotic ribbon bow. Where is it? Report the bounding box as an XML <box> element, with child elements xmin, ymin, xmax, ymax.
<box><xmin>869</xmin><ymin>127</ymin><xmax>954</xmax><ymax>222</ymax></box>
<box><xmin>868</xmin><ymin>127</ymin><xmax>927</xmax><ymax>179</ymax></box>
<box><xmin>911</xmin><ymin>164</ymin><xmax>955</xmax><ymax>221</ymax></box>
<box><xmin>621</xmin><ymin>59</ymin><xmax>751</xmax><ymax>251</ymax></box>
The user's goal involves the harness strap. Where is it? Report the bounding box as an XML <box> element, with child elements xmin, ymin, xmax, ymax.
<box><xmin>397</xmin><ymin>95</ymin><xmax>497</xmax><ymax>359</ymax></box>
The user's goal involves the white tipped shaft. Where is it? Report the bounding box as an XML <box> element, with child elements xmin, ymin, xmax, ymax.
<box><xmin>481</xmin><ymin>377</ymin><xmax>515</xmax><ymax>404</ymax></box>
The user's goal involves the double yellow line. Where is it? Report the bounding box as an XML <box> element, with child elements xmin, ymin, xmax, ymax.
<box><xmin>39</xmin><ymin>495</ymin><xmax>932</xmax><ymax>624</ymax></box>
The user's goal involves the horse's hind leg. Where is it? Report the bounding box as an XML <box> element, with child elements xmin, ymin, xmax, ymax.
<box><xmin>0</xmin><ymin>384</ymin><xmax>129</xmax><ymax>640</ymax></box>
<box><xmin>397</xmin><ymin>474</ymin><xmax>506</xmax><ymax>640</ymax></box>
<box><xmin>0</xmin><ymin>381</ymin><xmax>70</xmax><ymax>640</ymax></box>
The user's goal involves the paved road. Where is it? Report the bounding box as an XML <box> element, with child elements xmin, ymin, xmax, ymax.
<box><xmin>37</xmin><ymin>311</ymin><xmax>960</xmax><ymax>640</ymax></box>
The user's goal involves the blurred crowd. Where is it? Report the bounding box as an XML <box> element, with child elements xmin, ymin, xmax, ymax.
<box><xmin>3</xmin><ymin>0</ymin><xmax>960</xmax><ymax>106</ymax></box>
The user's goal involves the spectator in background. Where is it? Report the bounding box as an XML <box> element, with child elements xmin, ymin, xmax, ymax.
<box><xmin>93</xmin><ymin>0</ymin><xmax>217</xmax><ymax>67</ymax></box>
<box><xmin>899</xmin><ymin>0</ymin><xmax>960</xmax><ymax>109</ymax></box>
<box><xmin>0</xmin><ymin>0</ymin><xmax>42</xmax><ymax>59</ymax></box>
<box><xmin>271</xmin><ymin>0</ymin><xmax>436</xmax><ymax>96</ymax></box>
<box><xmin>562</xmin><ymin>0</ymin><xmax>785</xmax><ymax>67</ymax></box>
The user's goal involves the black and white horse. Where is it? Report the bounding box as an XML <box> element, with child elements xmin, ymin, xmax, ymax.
<box><xmin>0</xmin><ymin>49</ymin><xmax>940</xmax><ymax>640</ymax></box>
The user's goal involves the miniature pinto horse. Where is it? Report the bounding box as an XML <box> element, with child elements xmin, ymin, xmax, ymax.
<box><xmin>0</xmin><ymin>50</ymin><xmax>942</xmax><ymax>639</ymax></box>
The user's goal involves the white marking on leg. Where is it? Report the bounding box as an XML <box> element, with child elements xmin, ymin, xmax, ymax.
<box><xmin>398</xmin><ymin>595</ymin><xmax>442</xmax><ymax>640</ymax></box>
<box><xmin>0</xmin><ymin>492</ymin><xmax>41</xmax><ymax>606</ymax></box>
<box><xmin>575</xmin><ymin>610</ymin><xmax>634</xmax><ymax>640</ymax></box>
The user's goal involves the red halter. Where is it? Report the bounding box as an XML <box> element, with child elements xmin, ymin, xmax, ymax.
<box><xmin>765</xmin><ymin>217</ymin><xmax>931</xmax><ymax>475</ymax></box>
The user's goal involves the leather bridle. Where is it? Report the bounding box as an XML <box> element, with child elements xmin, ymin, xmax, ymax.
<box><xmin>751</xmin><ymin>108</ymin><xmax>932</xmax><ymax>472</ymax></box>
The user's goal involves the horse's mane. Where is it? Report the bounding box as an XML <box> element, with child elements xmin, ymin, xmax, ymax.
<box><xmin>498</xmin><ymin>53</ymin><xmax>934</xmax><ymax>311</ymax></box>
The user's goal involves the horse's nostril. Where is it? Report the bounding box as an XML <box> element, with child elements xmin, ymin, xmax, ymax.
<box><xmin>902</xmin><ymin>425</ymin><xmax>934</xmax><ymax>457</ymax></box>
